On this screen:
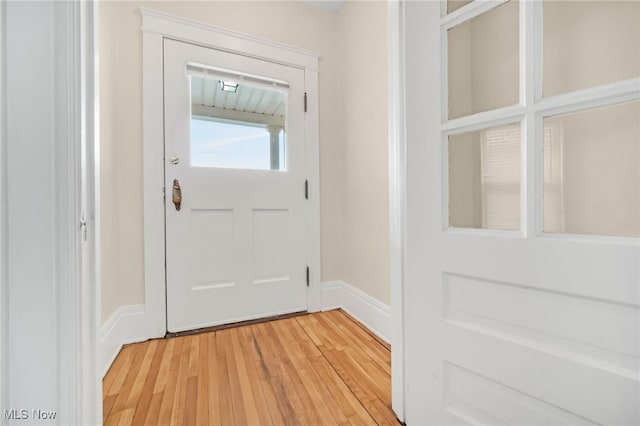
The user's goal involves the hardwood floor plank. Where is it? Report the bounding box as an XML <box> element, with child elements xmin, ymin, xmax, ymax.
<box><xmin>108</xmin><ymin>341</ymin><xmax>150</xmax><ymax>419</ymax></box>
<box><xmin>116</xmin><ymin>408</ymin><xmax>135</xmax><ymax>426</ymax></box>
<box><xmin>103</xmin><ymin>345</ymin><xmax>132</xmax><ymax>396</ymax></box>
<box><xmin>309</xmin><ymin>358</ymin><xmax>375</xmax><ymax>425</ymax></box>
<box><xmin>183</xmin><ymin>376</ymin><xmax>198</xmax><ymax>426</ymax></box>
<box><xmin>169</xmin><ymin>336</ymin><xmax>193</xmax><ymax>425</ymax></box>
<box><xmin>217</xmin><ymin>329</ymin><xmax>243</xmax><ymax>425</ymax></box>
<box><xmin>207</xmin><ymin>333</ymin><xmax>223</xmax><ymax>426</ymax></box>
<box><xmin>143</xmin><ymin>392</ymin><xmax>163</xmax><ymax>426</ymax></box>
<box><xmin>103</xmin><ymin>310</ymin><xmax>398</xmax><ymax>426</ymax></box>
<box><xmin>102</xmin><ymin>394</ymin><xmax>117</xmax><ymax>421</ymax></box>
<box><xmin>235</xmin><ymin>326</ymin><xmax>273</xmax><ymax>426</ymax></box>
<box><xmin>153</xmin><ymin>338</ymin><xmax>176</xmax><ymax>394</ymax></box>
<box><xmin>131</xmin><ymin>339</ymin><xmax>167</xmax><ymax>426</ymax></box>
<box><xmin>196</xmin><ymin>334</ymin><xmax>209</xmax><ymax>426</ymax></box>
<box><xmin>156</xmin><ymin>337</ymin><xmax>185</xmax><ymax>424</ymax></box>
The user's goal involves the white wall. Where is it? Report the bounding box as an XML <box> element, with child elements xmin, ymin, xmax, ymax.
<box><xmin>99</xmin><ymin>0</ymin><xmax>391</xmax><ymax>323</ymax></box>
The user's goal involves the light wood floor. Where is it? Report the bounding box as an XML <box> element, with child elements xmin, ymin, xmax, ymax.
<box><xmin>103</xmin><ymin>310</ymin><xmax>398</xmax><ymax>426</ymax></box>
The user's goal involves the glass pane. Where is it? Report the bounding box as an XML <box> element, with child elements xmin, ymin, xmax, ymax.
<box><xmin>448</xmin><ymin>0</ymin><xmax>472</xmax><ymax>14</ymax></box>
<box><xmin>543</xmin><ymin>1</ymin><xmax>640</xmax><ymax>97</ymax></box>
<box><xmin>544</xmin><ymin>101</ymin><xmax>640</xmax><ymax>237</ymax></box>
<box><xmin>448</xmin><ymin>1</ymin><xmax>519</xmax><ymax>119</ymax></box>
<box><xmin>190</xmin><ymin>76</ymin><xmax>286</xmax><ymax>170</ymax></box>
<box><xmin>449</xmin><ymin>123</ymin><xmax>521</xmax><ymax>230</ymax></box>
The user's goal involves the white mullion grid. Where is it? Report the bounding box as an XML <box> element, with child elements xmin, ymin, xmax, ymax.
<box><xmin>441</xmin><ymin>0</ymin><xmax>509</xmax><ymax>30</ymax></box>
<box><xmin>440</xmin><ymin>132</ymin><xmax>449</xmax><ymax>231</ymax></box>
<box><xmin>440</xmin><ymin>0</ymin><xmax>639</xmax><ymax>237</ymax></box>
<box><xmin>523</xmin><ymin>0</ymin><xmax>539</xmax><ymax>237</ymax></box>
<box><xmin>440</xmin><ymin>24</ymin><xmax>448</xmax><ymax>125</ymax></box>
<box><xmin>535</xmin><ymin>78</ymin><xmax>640</xmax><ymax>117</ymax></box>
<box><xmin>440</xmin><ymin>0</ymin><xmax>448</xmax><ymax>19</ymax></box>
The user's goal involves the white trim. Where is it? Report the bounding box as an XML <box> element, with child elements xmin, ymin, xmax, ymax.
<box><xmin>100</xmin><ymin>305</ymin><xmax>148</xmax><ymax>378</ymax></box>
<box><xmin>142</xmin><ymin>9</ymin><xmax>321</xmax><ymax>339</ymax></box>
<box><xmin>388</xmin><ymin>0</ymin><xmax>406</xmax><ymax>422</ymax></box>
<box><xmin>140</xmin><ymin>8</ymin><xmax>318</xmax><ymax>71</ymax></box>
<box><xmin>3</xmin><ymin>2</ymin><xmax>98</xmax><ymax>423</ymax></box>
<box><xmin>321</xmin><ymin>281</ymin><xmax>391</xmax><ymax>344</ymax></box>
<box><xmin>441</xmin><ymin>0</ymin><xmax>508</xmax><ymax>30</ymax></box>
<box><xmin>0</xmin><ymin>0</ymin><xmax>7</xmax><ymax>413</ymax></box>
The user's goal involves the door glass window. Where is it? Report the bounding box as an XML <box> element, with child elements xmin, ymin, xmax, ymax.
<box><xmin>449</xmin><ymin>123</ymin><xmax>521</xmax><ymax>231</ymax></box>
<box><xmin>543</xmin><ymin>101</ymin><xmax>640</xmax><ymax>237</ymax></box>
<box><xmin>447</xmin><ymin>0</ymin><xmax>519</xmax><ymax>119</ymax></box>
<box><xmin>543</xmin><ymin>0</ymin><xmax>640</xmax><ymax>98</ymax></box>
<box><xmin>190</xmin><ymin>76</ymin><xmax>287</xmax><ymax>170</ymax></box>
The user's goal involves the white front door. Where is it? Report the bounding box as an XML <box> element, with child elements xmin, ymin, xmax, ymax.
<box><xmin>163</xmin><ymin>39</ymin><xmax>308</xmax><ymax>332</ymax></box>
<box><xmin>403</xmin><ymin>1</ymin><xmax>639</xmax><ymax>424</ymax></box>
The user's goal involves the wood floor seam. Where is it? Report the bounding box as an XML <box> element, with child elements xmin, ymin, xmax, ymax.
<box><xmin>292</xmin><ymin>315</ymin><xmax>382</xmax><ymax>426</ymax></box>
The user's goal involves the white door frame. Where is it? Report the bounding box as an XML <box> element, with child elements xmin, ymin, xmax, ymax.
<box><xmin>141</xmin><ymin>8</ymin><xmax>322</xmax><ymax>339</ymax></box>
<box><xmin>388</xmin><ymin>0</ymin><xmax>407</xmax><ymax>422</ymax></box>
<box><xmin>1</xmin><ymin>1</ymin><xmax>100</xmax><ymax>423</ymax></box>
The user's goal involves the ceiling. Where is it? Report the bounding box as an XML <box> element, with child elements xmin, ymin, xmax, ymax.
<box><xmin>191</xmin><ymin>76</ymin><xmax>286</xmax><ymax>123</ymax></box>
<box><xmin>301</xmin><ymin>0</ymin><xmax>345</xmax><ymax>13</ymax></box>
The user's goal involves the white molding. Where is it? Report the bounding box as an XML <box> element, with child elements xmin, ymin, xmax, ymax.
<box><xmin>100</xmin><ymin>305</ymin><xmax>148</xmax><ymax>378</ymax></box>
<box><xmin>388</xmin><ymin>0</ymin><xmax>406</xmax><ymax>422</ymax></box>
<box><xmin>142</xmin><ymin>8</ymin><xmax>322</xmax><ymax>339</ymax></box>
<box><xmin>3</xmin><ymin>2</ymin><xmax>98</xmax><ymax>423</ymax></box>
<box><xmin>0</xmin><ymin>0</ymin><xmax>7</xmax><ymax>413</ymax></box>
<box><xmin>321</xmin><ymin>281</ymin><xmax>391</xmax><ymax>344</ymax></box>
<box><xmin>140</xmin><ymin>8</ymin><xmax>319</xmax><ymax>71</ymax></box>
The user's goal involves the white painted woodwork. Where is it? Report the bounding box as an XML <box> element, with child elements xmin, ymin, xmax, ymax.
<box><xmin>388</xmin><ymin>0</ymin><xmax>406</xmax><ymax>421</ymax></box>
<box><xmin>401</xmin><ymin>1</ymin><xmax>640</xmax><ymax>424</ymax></box>
<box><xmin>141</xmin><ymin>9</ymin><xmax>321</xmax><ymax>338</ymax></box>
<box><xmin>164</xmin><ymin>40</ymin><xmax>308</xmax><ymax>332</ymax></box>
<box><xmin>2</xmin><ymin>1</ymin><xmax>99</xmax><ymax>424</ymax></box>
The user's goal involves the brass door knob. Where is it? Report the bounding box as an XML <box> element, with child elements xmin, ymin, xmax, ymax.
<box><xmin>172</xmin><ymin>179</ymin><xmax>182</xmax><ymax>211</ymax></box>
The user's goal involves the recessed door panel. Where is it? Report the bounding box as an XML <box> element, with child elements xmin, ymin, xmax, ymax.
<box><xmin>189</xmin><ymin>209</ymin><xmax>235</xmax><ymax>290</ymax></box>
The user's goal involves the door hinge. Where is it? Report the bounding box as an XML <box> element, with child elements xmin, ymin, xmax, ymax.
<box><xmin>306</xmin><ymin>266</ymin><xmax>310</xmax><ymax>287</ymax></box>
<box><xmin>304</xmin><ymin>179</ymin><xmax>309</xmax><ymax>200</ymax></box>
<box><xmin>304</xmin><ymin>92</ymin><xmax>308</xmax><ymax>112</ymax></box>
<box><xmin>80</xmin><ymin>210</ymin><xmax>87</xmax><ymax>242</ymax></box>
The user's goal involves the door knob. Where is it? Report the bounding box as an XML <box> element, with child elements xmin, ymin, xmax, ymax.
<box><xmin>172</xmin><ymin>179</ymin><xmax>182</xmax><ymax>211</ymax></box>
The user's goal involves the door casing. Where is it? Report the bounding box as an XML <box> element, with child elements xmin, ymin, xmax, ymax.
<box><xmin>141</xmin><ymin>8</ymin><xmax>321</xmax><ymax>339</ymax></box>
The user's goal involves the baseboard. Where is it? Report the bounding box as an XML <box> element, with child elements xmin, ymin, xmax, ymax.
<box><xmin>100</xmin><ymin>304</ymin><xmax>148</xmax><ymax>378</ymax></box>
<box><xmin>321</xmin><ymin>281</ymin><xmax>391</xmax><ymax>344</ymax></box>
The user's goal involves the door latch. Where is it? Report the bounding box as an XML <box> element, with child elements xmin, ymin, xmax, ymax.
<box><xmin>172</xmin><ymin>179</ymin><xmax>182</xmax><ymax>211</ymax></box>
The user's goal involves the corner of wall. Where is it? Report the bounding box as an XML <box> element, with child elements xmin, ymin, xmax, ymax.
<box><xmin>100</xmin><ymin>304</ymin><xmax>148</xmax><ymax>377</ymax></box>
<box><xmin>321</xmin><ymin>280</ymin><xmax>391</xmax><ymax>343</ymax></box>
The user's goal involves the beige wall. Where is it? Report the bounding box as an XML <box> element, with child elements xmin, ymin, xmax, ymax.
<box><xmin>337</xmin><ymin>1</ymin><xmax>390</xmax><ymax>305</ymax></box>
<box><xmin>99</xmin><ymin>0</ymin><xmax>391</xmax><ymax>322</ymax></box>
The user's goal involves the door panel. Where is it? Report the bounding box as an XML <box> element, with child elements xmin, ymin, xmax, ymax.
<box><xmin>164</xmin><ymin>39</ymin><xmax>308</xmax><ymax>332</ymax></box>
<box><xmin>404</xmin><ymin>1</ymin><xmax>640</xmax><ymax>424</ymax></box>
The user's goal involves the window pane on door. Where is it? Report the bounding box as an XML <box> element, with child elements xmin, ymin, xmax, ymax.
<box><xmin>449</xmin><ymin>123</ymin><xmax>521</xmax><ymax>230</ymax></box>
<box><xmin>448</xmin><ymin>1</ymin><xmax>519</xmax><ymax>119</ymax></box>
<box><xmin>190</xmin><ymin>76</ymin><xmax>286</xmax><ymax>170</ymax></box>
<box><xmin>543</xmin><ymin>101</ymin><xmax>640</xmax><ymax>237</ymax></box>
<box><xmin>543</xmin><ymin>0</ymin><xmax>640</xmax><ymax>97</ymax></box>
